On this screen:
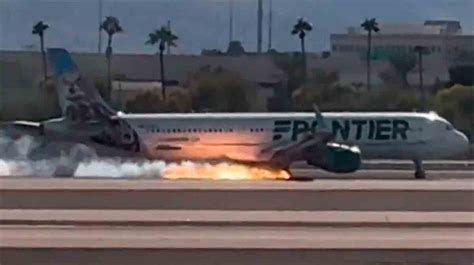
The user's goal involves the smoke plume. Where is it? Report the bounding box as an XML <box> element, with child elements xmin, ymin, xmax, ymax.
<box><xmin>0</xmin><ymin>132</ymin><xmax>290</xmax><ymax>180</ymax></box>
<box><xmin>0</xmin><ymin>132</ymin><xmax>167</xmax><ymax>178</ymax></box>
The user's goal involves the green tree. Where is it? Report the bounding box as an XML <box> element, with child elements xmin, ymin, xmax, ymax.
<box><xmin>226</xmin><ymin>40</ymin><xmax>245</xmax><ymax>56</ymax></box>
<box><xmin>145</xmin><ymin>26</ymin><xmax>178</xmax><ymax>101</ymax></box>
<box><xmin>387</xmin><ymin>51</ymin><xmax>417</xmax><ymax>87</ymax></box>
<box><xmin>448</xmin><ymin>65</ymin><xmax>474</xmax><ymax>86</ymax></box>
<box><xmin>101</xmin><ymin>16</ymin><xmax>123</xmax><ymax>99</ymax></box>
<box><xmin>361</xmin><ymin>18</ymin><xmax>380</xmax><ymax>91</ymax></box>
<box><xmin>362</xmin><ymin>88</ymin><xmax>424</xmax><ymax>112</ymax></box>
<box><xmin>125</xmin><ymin>89</ymin><xmax>191</xmax><ymax>113</ymax></box>
<box><xmin>269</xmin><ymin>53</ymin><xmax>305</xmax><ymax>111</ymax></box>
<box><xmin>413</xmin><ymin>45</ymin><xmax>430</xmax><ymax>100</ymax></box>
<box><xmin>291</xmin><ymin>18</ymin><xmax>312</xmax><ymax>80</ymax></box>
<box><xmin>126</xmin><ymin>91</ymin><xmax>165</xmax><ymax>113</ymax></box>
<box><xmin>32</xmin><ymin>21</ymin><xmax>49</xmax><ymax>82</ymax></box>
<box><xmin>187</xmin><ymin>67</ymin><xmax>249</xmax><ymax>112</ymax></box>
<box><xmin>432</xmin><ymin>85</ymin><xmax>474</xmax><ymax>140</ymax></box>
<box><xmin>292</xmin><ymin>68</ymin><xmax>360</xmax><ymax>111</ymax></box>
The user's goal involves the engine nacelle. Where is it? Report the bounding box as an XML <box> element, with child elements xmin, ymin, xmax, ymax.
<box><xmin>306</xmin><ymin>143</ymin><xmax>361</xmax><ymax>173</ymax></box>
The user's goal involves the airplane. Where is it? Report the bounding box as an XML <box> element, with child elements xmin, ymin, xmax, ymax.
<box><xmin>1</xmin><ymin>48</ymin><xmax>470</xmax><ymax>179</ymax></box>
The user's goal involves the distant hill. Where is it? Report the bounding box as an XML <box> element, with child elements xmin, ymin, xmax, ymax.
<box><xmin>0</xmin><ymin>0</ymin><xmax>473</xmax><ymax>54</ymax></box>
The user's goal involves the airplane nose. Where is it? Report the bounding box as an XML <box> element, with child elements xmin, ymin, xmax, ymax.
<box><xmin>453</xmin><ymin>130</ymin><xmax>470</xmax><ymax>157</ymax></box>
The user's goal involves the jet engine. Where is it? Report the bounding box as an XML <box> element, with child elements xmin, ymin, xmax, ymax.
<box><xmin>306</xmin><ymin>143</ymin><xmax>361</xmax><ymax>173</ymax></box>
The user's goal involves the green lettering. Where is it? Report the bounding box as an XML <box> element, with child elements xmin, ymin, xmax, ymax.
<box><xmin>332</xmin><ymin>120</ymin><xmax>350</xmax><ymax>140</ymax></box>
<box><xmin>375</xmin><ymin>120</ymin><xmax>391</xmax><ymax>140</ymax></box>
<box><xmin>368</xmin><ymin>120</ymin><xmax>375</xmax><ymax>140</ymax></box>
<box><xmin>392</xmin><ymin>120</ymin><xmax>409</xmax><ymax>140</ymax></box>
<box><xmin>292</xmin><ymin>120</ymin><xmax>309</xmax><ymax>141</ymax></box>
<box><xmin>351</xmin><ymin>120</ymin><xmax>367</xmax><ymax>140</ymax></box>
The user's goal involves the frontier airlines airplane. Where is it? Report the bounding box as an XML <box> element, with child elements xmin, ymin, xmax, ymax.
<box><xmin>2</xmin><ymin>49</ymin><xmax>469</xmax><ymax>178</ymax></box>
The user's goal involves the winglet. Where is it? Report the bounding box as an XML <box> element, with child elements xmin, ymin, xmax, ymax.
<box><xmin>312</xmin><ymin>103</ymin><xmax>326</xmax><ymax>129</ymax></box>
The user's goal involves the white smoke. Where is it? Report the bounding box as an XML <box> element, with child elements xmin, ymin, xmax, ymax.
<box><xmin>74</xmin><ymin>159</ymin><xmax>167</xmax><ymax>178</ymax></box>
<box><xmin>0</xmin><ymin>132</ymin><xmax>289</xmax><ymax>180</ymax></box>
<box><xmin>0</xmin><ymin>132</ymin><xmax>167</xmax><ymax>178</ymax></box>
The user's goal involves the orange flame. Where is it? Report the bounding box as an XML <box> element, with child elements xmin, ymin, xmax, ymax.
<box><xmin>162</xmin><ymin>162</ymin><xmax>291</xmax><ymax>180</ymax></box>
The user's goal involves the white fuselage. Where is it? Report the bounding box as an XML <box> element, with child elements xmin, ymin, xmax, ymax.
<box><xmin>119</xmin><ymin>112</ymin><xmax>469</xmax><ymax>162</ymax></box>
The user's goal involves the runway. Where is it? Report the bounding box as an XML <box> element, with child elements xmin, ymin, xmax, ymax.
<box><xmin>1</xmin><ymin>167</ymin><xmax>473</xmax><ymax>265</ymax></box>
<box><xmin>290</xmin><ymin>168</ymin><xmax>474</xmax><ymax>179</ymax></box>
<box><xmin>2</xmin><ymin>209</ymin><xmax>473</xmax><ymax>227</ymax></box>
<box><xmin>1</xmin><ymin>210</ymin><xmax>473</xmax><ymax>265</ymax></box>
<box><xmin>1</xmin><ymin>176</ymin><xmax>473</xmax><ymax>211</ymax></box>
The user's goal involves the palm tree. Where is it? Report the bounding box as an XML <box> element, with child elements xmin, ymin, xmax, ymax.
<box><xmin>145</xmin><ymin>26</ymin><xmax>178</xmax><ymax>101</ymax></box>
<box><xmin>291</xmin><ymin>18</ymin><xmax>312</xmax><ymax>80</ymax></box>
<box><xmin>32</xmin><ymin>21</ymin><xmax>49</xmax><ymax>81</ymax></box>
<box><xmin>101</xmin><ymin>16</ymin><xmax>123</xmax><ymax>98</ymax></box>
<box><xmin>361</xmin><ymin>18</ymin><xmax>380</xmax><ymax>91</ymax></box>
<box><xmin>413</xmin><ymin>45</ymin><xmax>430</xmax><ymax>100</ymax></box>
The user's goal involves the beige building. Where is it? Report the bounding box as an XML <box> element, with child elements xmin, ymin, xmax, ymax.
<box><xmin>331</xmin><ymin>20</ymin><xmax>472</xmax><ymax>59</ymax></box>
<box><xmin>330</xmin><ymin>20</ymin><xmax>473</xmax><ymax>85</ymax></box>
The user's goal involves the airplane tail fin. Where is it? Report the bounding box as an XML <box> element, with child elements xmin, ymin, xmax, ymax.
<box><xmin>47</xmin><ymin>48</ymin><xmax>115</xmax><ymax>122</ymax></box>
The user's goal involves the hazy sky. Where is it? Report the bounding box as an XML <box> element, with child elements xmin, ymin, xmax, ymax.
<box><xmin>1</xmin><ymin>0</ymin><xmax>473</xmax><ymax>54</ymax></box>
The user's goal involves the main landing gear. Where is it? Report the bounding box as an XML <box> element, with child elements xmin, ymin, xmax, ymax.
<box><xmin>413</xmin><ymin>159</ymin><xmax>426</xmax><ymax>179</ymax></box>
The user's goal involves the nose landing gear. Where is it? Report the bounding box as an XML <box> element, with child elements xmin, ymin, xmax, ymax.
<box><xmin>414</xmin><ymin>159</ymin><xmax>426</xmax><ymax>179</ymax></box>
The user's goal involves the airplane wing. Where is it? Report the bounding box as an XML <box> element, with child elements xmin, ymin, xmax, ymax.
<box><xmin>263</xmin><ymin>104</ymin><xmax>360</xmax><ymax>173</ymax></box>
<box><xmin>262</xmin><ymin>104</ymin><xmax>334</xmax><ymax>169</ymax></box>
<box><xmin>263</xmin><ymin>131</ymin><xmax>333</xmax><ymax>169</ymax></box>
<box><xmin>0</xmin><ymin>121</ymin><xmax>43</xmax><ymax>138</ymax></box>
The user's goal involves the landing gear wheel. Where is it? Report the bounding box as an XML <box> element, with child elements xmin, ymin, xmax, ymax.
<box><xmin>413</xmin><ymin>159</ymin><xmax>426</xmax><ymax>179</ymax></box>
<box><xmin>415</xmin><ymin>170</ymin><xmax>426</xmax><ymax>179</ymax></box>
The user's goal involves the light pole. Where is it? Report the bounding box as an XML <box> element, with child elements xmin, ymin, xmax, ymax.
<box><xmin>98</xmin><ymin>0</ymin><xmax>103</xmax><ymax>53</ymax></box>
<box><xmin>414</xmin><ymin>45</ymin><xmax>430</xmax><ymax>100</ymax></box>
<box><xmin>229</xmin><ymin>0</ymin><xmax>234</xmax><ymax>43</ymax></box>
<box><xmin>267</xmin><ymin>0</ymin><xmax>272</xmax><ymax>51</ymax></box>
<box><xmin>257</xmin><ymin>0</ymin><xmax>263</xmax><ymax>53</ymax></box>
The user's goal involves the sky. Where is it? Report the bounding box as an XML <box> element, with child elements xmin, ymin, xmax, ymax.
<box><xmin>0</xmin><ymin>0</ymin><xmax>473</xmax><ymax>54</ymax></box>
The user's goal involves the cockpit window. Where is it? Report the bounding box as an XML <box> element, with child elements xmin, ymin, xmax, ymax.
<box><xmin>446</xmin><ymin>125</ymin><xmax>454</xmax><ymax>131</ymax></box>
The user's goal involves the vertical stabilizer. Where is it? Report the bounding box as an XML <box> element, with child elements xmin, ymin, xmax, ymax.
<box><xmin>47</xmin><ymin>48</ymin><xmax>115</xmax><ymax>122</ymax></box>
